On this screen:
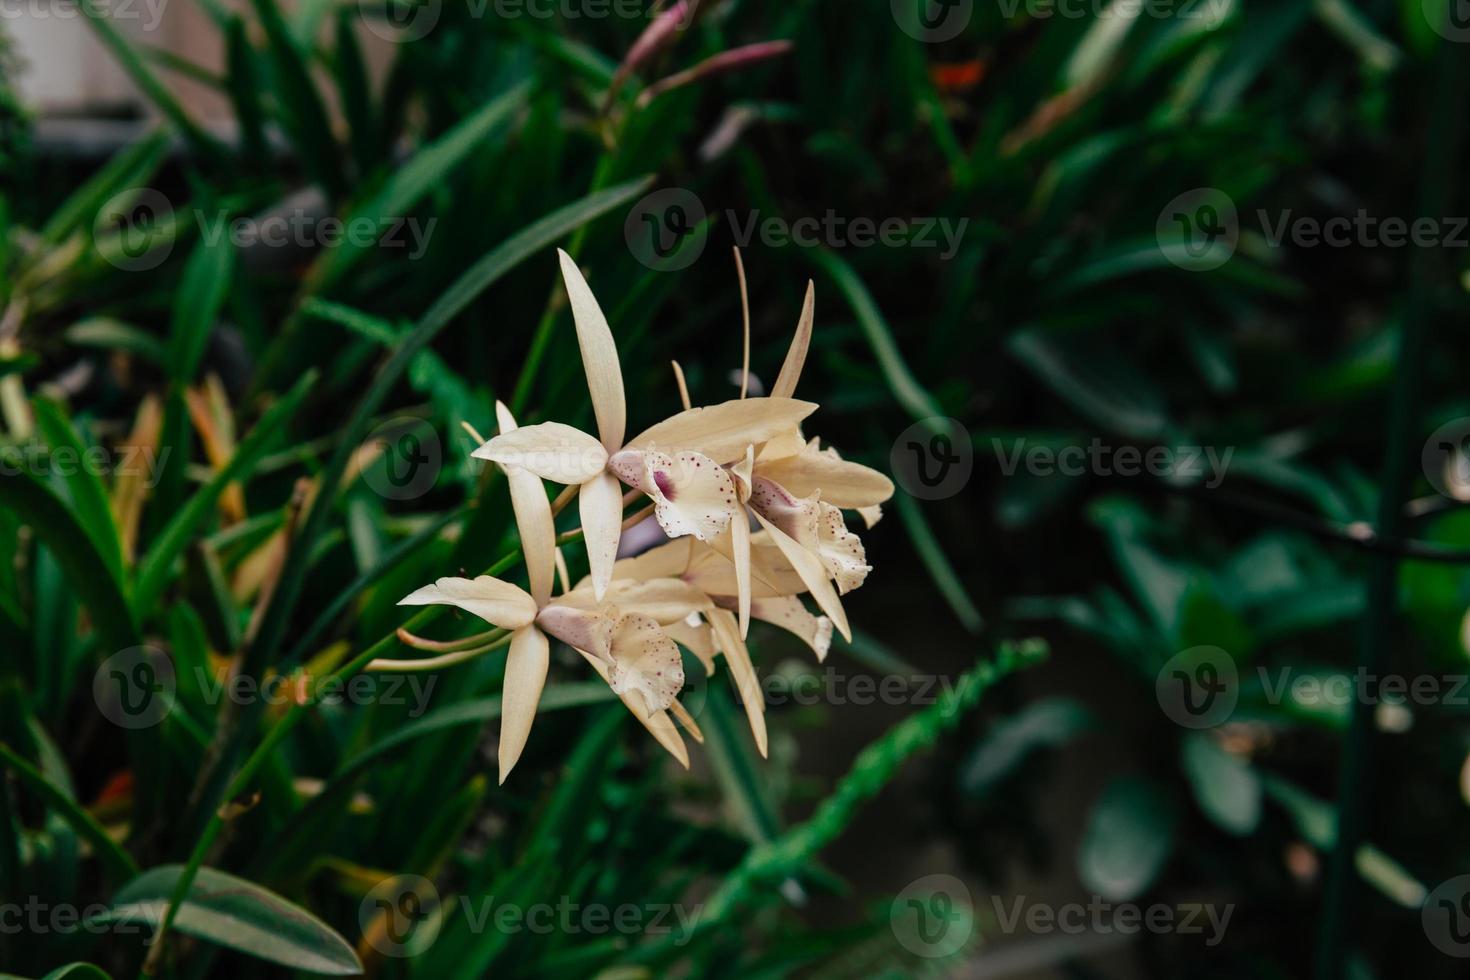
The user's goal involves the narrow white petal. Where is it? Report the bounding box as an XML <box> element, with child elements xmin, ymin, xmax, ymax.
<box><xmin>472</xmin><ymin>422</ymin><xmax>608</xmax><ymax>484</ymax></box>
<box><xmin>708</xmin><ymin>608</ymin><xmax>767</xmax><ymax>757</ymax></box>
<box><xmin>499</xmin><ymin>625</ymin><xmax>549</xmax><ymax>783</ymax></box>
<box><xmin>579</xmin><ymin>470</ymin><xmax>624</xmax><ymax>601</ymax></box>
<box><xmin>558</xmin><ymin>249</ymin><xmax>626</xmax><ymax>452</ymax></box>
<box><xmin>398</xmin><ymin>576</ymin><xmax>537</xmax><ymax>630</ymax></box>
<box><xmin>496</xmin><ymin>402</ymin><xmax>556</xmax><ymax>607</ymax></box>
<box><xmin>770</xmin><ymin>281</ymin><xmax>814</xmax><ymax>399</ymax></box>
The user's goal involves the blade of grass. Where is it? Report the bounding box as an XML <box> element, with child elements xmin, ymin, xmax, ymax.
<box><xmin>32</xmin><ymin>397</ymin><xmax>124</xmax><ymax>582</ymax></box>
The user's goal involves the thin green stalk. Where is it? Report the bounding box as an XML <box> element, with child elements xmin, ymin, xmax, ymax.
<box><xmin>1314</xmin><ymin>32</ymin><xmax>1470</xmax><ymax>980</ymax></box>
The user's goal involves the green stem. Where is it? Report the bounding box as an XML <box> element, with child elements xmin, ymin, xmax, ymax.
<box><xmin>1314</xmin><ymin>33</ymin><xmax>1470</xmax><ymax>979</ymax></box>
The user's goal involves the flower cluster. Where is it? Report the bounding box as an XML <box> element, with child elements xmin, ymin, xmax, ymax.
<box><xmin>400</xmin><ymin>250</ymin><xmax>893</xmax><ymax>781</ymax></box>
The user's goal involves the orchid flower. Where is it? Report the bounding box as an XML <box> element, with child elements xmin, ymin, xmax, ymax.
<box><xmin>473</xmin><ymin>250</ymin><xmax>816</xmax><ymax>602</ymax></box>
<box><xmin>667</xmin><ymin>254</ymin><xmax>895</xmax><ymax>644</ymax></box>
<box><xmin>400</xmin><ymin>401</ymin><xmax>700</xmax><ymax>781</ymax></box>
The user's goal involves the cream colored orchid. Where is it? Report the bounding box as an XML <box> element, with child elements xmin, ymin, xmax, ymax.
<box><xmin>399</xmin><ymin>402</ymin><xmax>700</xmax><ymax>781</ymax></box>
<box><xmin>473</xmin><ymin>249</ymin><xmax>816</xmax><ymax>602</ymax></box>
<box><xmin>666</xmin><ymin>261</ymin><xmax>896</xmax><ymax>644</ymax></box>
<box><xmin>391</xmin><ymin>248</ymin><xmax>898</xmax><ymax>776</ymax></box>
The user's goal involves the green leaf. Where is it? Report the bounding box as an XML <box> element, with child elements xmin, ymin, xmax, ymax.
<box><xmin>36</xmin><ymin>964</ymin><xmax>116</xmax><ymax>980</ymax></box>
<box><xmin>65</xmin><ymin>318</ymin><xmax>168</xmax><ymax>365</ymax></box>
<box><xmin>38</xmin><ymin>132</ymin><xmax>170</xmax><ymax>245</ymax></box>
<box><xmin>306</xmin><ymin>81</ymin><xmax>531</xmax><ymax>294</ymax></box>
<box><xmin>32</xmin><ymin>396</ymin><xmax>124</xmax><ymax>582</ymax></box>
<box><xmin>132</xmin><ymin>372</ymin><xmax>316</xmax><ymax>616</ymax></box>
<box><xmin>169</xmin><ymin>236</ymin><xmax>235</xmax><ymax>382</ymax></box>
<box><xmin>250</xmin><ymin>0</ymin><xmax>344</xmax><ymax>199</ymax></box>
<box><xmin>1009</xmin><ymin>328</ymin><xmax>1167</xmax><ymax>439</ymax></box>
<box><xmin>1078</xmin><ymin>775</ymin><xmax>1176</xmax><ymax>901</ymax></box>
<box><xmin>224</xmin><ymin>16</ymin><xmax>269</xmax><ymax>168</ymax></box>
<box><xmin>100</xmin><ymin>865</ymin><xmax>362</xmax><ymax>975</ymax></box>
<box><xmin>0</xmin><ymin>471</ymin><xmax>138</xmax><ymax>652</ymax></box>
<box><xmin>0</xmin><ymin>742</ymin><xmax>139</xmax><ymax>883</ymax></box>
<box><xmin>78</xmin><ymin>0</ymin><xmax>222</xmax><ymax>161</ymax></box>
<box><xmin>1180</xmin><ymin>733</ymin><xmax>1261</xmax><ymax>835</ymax></box>
<box><xmin>960</xmin><ymin>697</ymin><xmax>1094</xmax><ymax>799</ymax></box>
<box><xmin>810</xmin><ymin>248</ymin><xmax>946</xmax><ymax>426</ymax></box>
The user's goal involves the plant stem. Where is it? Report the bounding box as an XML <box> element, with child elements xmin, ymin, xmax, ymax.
<box><xmin>1314</xmin><ymin>33</ymin><xmax>1470</xmax><ymax>979</ymax></box>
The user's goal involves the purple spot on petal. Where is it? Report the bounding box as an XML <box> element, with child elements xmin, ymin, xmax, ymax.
<box><xmin>653</xmin><ymin>470</ymin><xmax>676</xmax><ymax>500</ymax></box>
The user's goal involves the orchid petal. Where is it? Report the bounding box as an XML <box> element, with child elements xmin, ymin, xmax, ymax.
<box><xmin>708</xmin><ymin>607</ymin><xmax>767</xmax><ymax>757</ymax></box>
<box><xmin>636</xmin><ymin>450</ymin><xmax>741</xmax><ymax>542</ymax></box>
<box><xmin>563</xmin><ymin>577</ymin><xmax>708</xmax><ymax>625</ymax></box>
<box><xmin>498</xmin><ymin>625</ymin><xmax>549</xmax><ymax>784</ymax></box>
<box><xmin>607</xmin><ymin>613</ymin><xmax>684</xmax><ymax>713</ymax></box>
<box><xmin>397</xmin><ymin>575</ymin><xmax>537</xmax><ymax>630</ymax></box>
<box><xmin>729</xmin><ymin>447</ymin><xmax>754</xmax><ymax>636</ymax></box>
<box><xmin>665</xmin><ymin>617</ymin><xmax>717</xmax><ymax>674</ymax></box>
<box><xmin>857</xmin><ymin>504</ymin><xmax>884</xmax><ymax>529</ymax></box>
<box><xmin>770</xmin><ymin>280</ymin><xmax>814</xmax><ymax>399</ymax></box>
<box><xmin>472</xmin><ymin>422</ymin><xmax>608</xmax><ymax>484</ymax></box>
<box><xmin>749</xmin><ymin>595</ymin><xmax>832</xmax><ymax>662</ymax></box>
<box><xmin>626</xmin><ymin>397</ymin><xmax>818</xmax><ymax>464</ymax></box>
<box><xmin>610</xmin><ymin>536</ymin><xmax>695</xmax><ymax>581</ymax></box>
<box><xmin>579</xmin><ymin>650</ymin><xmax>689</xmax><ymax>768</ymax></box>
<box><xmin>815</xmin><ymin>502</ymin><xmax>871</xmax><ymax>594</ymax></box>
<box><xmin>750</xmin><ymin>509</ymin><xmax>851</xmax><ymax>641</ymax></box>
<box><xmin>579</xmin><ymin>470</ymin><xmax>623</xmax><ymax>601</ymax></box>
<box><xmin>496</xmin><ymin>402</ymin><xmax>556</xmax><ymax>607</ymax></box>
<box><xmin>754</xmin><ymin>451</ymin><xmax>895</xmax><ymax>508</ymax></box>
<box><xmin>536</xmin><ymin>603</ymin><xmax>614</xmax><ymax>662</ymax></box>
<box><xmin>558</xmin><ymin>249</ymin><xmax>626</xmax><ymax>452</ymax></box>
